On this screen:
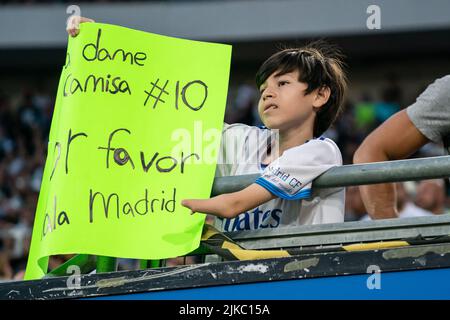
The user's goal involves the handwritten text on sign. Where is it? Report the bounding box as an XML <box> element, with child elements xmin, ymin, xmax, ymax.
<box><xmin>25</xmin><ymin>23</ymin><xmax>231</xmax><ymax>280</ymax></box>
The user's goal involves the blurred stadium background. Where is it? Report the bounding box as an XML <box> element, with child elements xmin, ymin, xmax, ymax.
<box><xmin>0</xmin><ymin>0</ymin><xmax>450</xmax><ymax>281</ymax></box>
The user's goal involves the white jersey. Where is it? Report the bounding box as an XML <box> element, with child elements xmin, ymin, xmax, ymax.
<box><xmin>215</xmin><ymin>123</ymin><xmax>345</xmax><ymax>232</ymax></box>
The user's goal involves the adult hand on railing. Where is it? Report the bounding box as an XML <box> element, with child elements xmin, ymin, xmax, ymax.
<box><xmin>66</xmin><ymin>16</ymin><xmax>95</xmax><ymax>37</ymax></box>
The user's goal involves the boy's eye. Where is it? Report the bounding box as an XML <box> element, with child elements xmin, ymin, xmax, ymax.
<box><xmin>278</xmin><ymin>80</ymin><xmax>289</xmax><ymax>87</ymax></box>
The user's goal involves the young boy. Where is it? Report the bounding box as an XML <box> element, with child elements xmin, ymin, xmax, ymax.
<box><xmin>67</xmin><ymin>18</ymin><xmax>348</xmax><ymax>232</ymax></box>
<box><xmin>182</xmin><ymin>42</ymin><xmax>348</xmax><ymax>231</ymax></box>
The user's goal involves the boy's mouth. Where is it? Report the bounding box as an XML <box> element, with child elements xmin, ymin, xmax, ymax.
<box><xmin>263</xmin><ymin>104</ymin><xmax>278</xmax><ymax>113</ymax></box>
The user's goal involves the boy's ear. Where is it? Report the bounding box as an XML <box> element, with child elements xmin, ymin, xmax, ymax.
<box><xmin>312</xmin><ymin>86</ymin><xmax>331</xmax><ymax>109</ymax></box>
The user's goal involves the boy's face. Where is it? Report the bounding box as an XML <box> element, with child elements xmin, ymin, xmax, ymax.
<box><xmin>257</xmin><ymin>70</ymin><xmax>316</xmax><ymax>133</ymax></box>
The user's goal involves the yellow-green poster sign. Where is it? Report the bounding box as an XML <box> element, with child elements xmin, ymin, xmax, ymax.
<box><xmin>25</xmin><ymin>23</ymin><xmax>232</xmax><ymax>280</ymax></box>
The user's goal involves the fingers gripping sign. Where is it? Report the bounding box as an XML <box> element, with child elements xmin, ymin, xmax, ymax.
<box><xmin>66</xmin><ymin>7</ymin><xmax>95</xmax><ymax>37</ymax></box>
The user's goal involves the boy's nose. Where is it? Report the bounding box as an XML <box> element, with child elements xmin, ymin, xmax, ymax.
<box><xmin>262</xmin><ymin>88</ymin><xmax>276</xmax><ymax>100</ymax></box>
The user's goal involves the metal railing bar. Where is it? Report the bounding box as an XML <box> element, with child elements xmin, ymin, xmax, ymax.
<box><xmin>211</xmin><ymin>156</ymin><xmax>450</xmax><ymax>195</ymax></box>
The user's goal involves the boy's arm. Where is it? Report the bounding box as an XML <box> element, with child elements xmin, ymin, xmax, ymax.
<box><xmin>353</xmin><ymin>109</ymin><xmax>429</xmax><ymax>219</ymax></box>
<box><xmin>182</xmin><ymin>183</ymin><xmax>276</xmax><ymax>219</ymax></box>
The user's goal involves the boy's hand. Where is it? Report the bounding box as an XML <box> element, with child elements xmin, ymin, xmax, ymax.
<box><xmin>181</xmin><ymin>183</ymin><xmax>276</xmax><ymax>219</ymax></box>
<box><xmin>66</xmin><ymin>16</ymin><xmax>95</xmax><ymax>37</ymax></box>
<box><xmin>181</xmin><ymin>198</ymin><xmax>230</xmax><ymax>217</ymax></box>
<box><xmin>181</xmin><ymin>199</ymin><xmax>202</xmax><ymax>215</ymax></box>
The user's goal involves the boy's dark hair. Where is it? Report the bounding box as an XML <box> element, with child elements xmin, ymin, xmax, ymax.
<box><xmin>255</xmin><ymin>40</ymin><xmax>347</xmax><ymax>137</ymax></box>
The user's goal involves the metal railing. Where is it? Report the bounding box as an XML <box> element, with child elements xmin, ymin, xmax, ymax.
<box><xmin>212</xmin><ymin>155</ymin><xmax>450</xmax><ymax>195</ymax></box>
<box><xmin>46</xmin><ymin>155</ymin><xmax>450</xmax><ymax>277</ymax></box>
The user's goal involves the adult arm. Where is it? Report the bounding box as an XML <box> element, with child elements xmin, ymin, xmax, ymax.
<box><xmin>353</xmin><ymin>109</ymin><xmax>429</xmax><ymax>219</ymax></box>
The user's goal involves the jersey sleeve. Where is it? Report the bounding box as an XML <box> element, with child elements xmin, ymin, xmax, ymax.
<box><xmin>216</xmin><ymin>123</ymin><xmax>253</xmax><ymax>177</ymax></box>
<box><xmin>406</xmin><ymin>75</ymin><xmax>450</xmax><ymax>144</ymax></box>
<box><xmin>255</xmin><ymin>139</ymin><xmax>341</xmax><ymax>200</ymax></box>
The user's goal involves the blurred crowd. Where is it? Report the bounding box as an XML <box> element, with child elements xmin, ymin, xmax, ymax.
<box><xmin>0</xmin><ymin>88</ymin><xmax>52</xmax><ymax>281</ymax></box>
<box><xmin>0</xmin><ymin>73</ymin><xmax>449</xmax><ymax>281</ymax></box>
